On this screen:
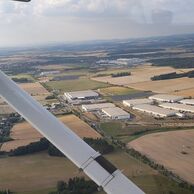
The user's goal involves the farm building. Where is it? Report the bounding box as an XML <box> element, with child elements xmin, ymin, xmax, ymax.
<box><xmin>82</xmin><ymin>103</ymin><xmax>115</xmax><ymax>112</ymax></box>
<box><xmin>160</xmin><ymin>103</ymin><xmax>194</xmax><ymax>113</ymax></box>
<box><xmin>102</xmin><ymin>107</ymin><xmax>130</xmax><ymax>120</ymax></box>
<box><xmin>123</xmin><ymin>98</ymin><xmax>153</xmax><ymax>107</ymax></box>
<box><xmin>64</xmin><ymin>90</ymin><xmax>99</xmax><ymax>101</ymax></box>
<box><xmin>179</xmin><ymin>99</ymin><xmax>194</xmax><ymax>106</ymax></box>
<box><xmin>149</xmin><ymin>94</ymin><xmax>183</xmax><ymax>103</ymax></box>
<box><xmin>133</xmin><ymin>104</ymin><xmax>178</xmax><ymax>117</ymax></box>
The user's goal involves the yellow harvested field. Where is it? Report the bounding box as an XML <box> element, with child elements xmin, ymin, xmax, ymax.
<box><xmin>128</xmin><ymin>130</ymin><xmax>194</xmax><ymax>184</ymax></box>
<box><xmin>0</xmin><ymin>83</ymin><xmax>50</xmax><ymax>114</ymax></box>
<box><xmin>1</xmin><ymin>122</ymin><xmax>42</xmax><ymax>152</ymax></box>
<box><xmin>1</xmin><ymin>115</ymin><xmax>101</xmax><ymax>152</ymax></box>
<box><xmin>0</xmin><ymin>105</ymin><xmax>16</xmax><ymax>115</ymax></box>
<box><xmin>0</xmin><ymin>152</ymin><xmax>85</xmax><ymax>192</ymax></box>
<box><xmin>171</xmin><ymin>88</ymin><xmax>194</xmax><ymax>98</ymax></box>
<box><xmin>19</xmin><ymin>82</ymin><xmax>50</xmax><ymax>96</ymax></box>
<box><xmin>92</xmin><ymin>65</ymin><xmax>194</xmax><ymax>94</ymax></box>
<box><xmin>92</xmin><ymin>65</ymin><xmax>184</xmax><ymax>86</ymax></box>
<box><xmin>129</xmin><ymin>77</ymin><xmax>194</xmax><ymax>93</ymax></box>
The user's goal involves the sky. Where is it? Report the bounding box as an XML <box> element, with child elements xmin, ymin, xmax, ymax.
<box><xmin>0</xmin><ymin>0</ymin><xmax>194</xmax><ymax>47</ymax></box>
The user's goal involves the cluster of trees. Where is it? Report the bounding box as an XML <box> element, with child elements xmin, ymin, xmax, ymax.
<box><xmin>150</xmin><ymin>57</ymin><xmax>194</xmax><ymax>68</ymax></box>
<box><xmin>45</xmin><ymin>95</ymin><xmax>56</xmax><ymax>100</ymax></box>
<box><xmin>10</xmin><ymin>138</ymin><xmax>65</xmax><ymax>157</ymax></box>
<box><xmin>12</xmin><ymin>78</ymin><xmax>31</xmax><ymax>83</ymax></box>
<box><xmin>84</xmin><ymin>138</ymin><xmax>114</xmax><ymax>155</ymax></box>
<box><xmin>0</xmin><ymin>136</ymin><xmax>12</xmax><ymax>143</ymax></box>
<box><xmin>49</xmin><ymin>177</ymin><xmax>98</xmax><ymax>194</ymax></box>
<box><xmin>10</xmin><ymin>138</ymin><xmax>49</xmax><ymax>156</ymax></box>
<box><xmin>111</xmin><ymin>72</ymin><xmax>131</xmax><ymax>77</ymax></box>
<box><xmin>151</xmin><ymin>70</ymin><xmax>194</xmax><ymax>81</ymax></box>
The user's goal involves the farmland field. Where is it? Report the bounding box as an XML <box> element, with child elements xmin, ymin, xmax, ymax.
<box><xmin>45</xmin><ymin>77</ymin><xmax>110</xmax><ymax>92</ymax></box>
<box><xmin>19</xmin><ymin>82</ymin><xmax>50</xmax><ymax>96</ymax></box>
<box><xmin>0</xmin><ymin>82</ymin><xmax>51</xmax><ymax>114</ymax></box>
<box><xmin>92</xmin><ymin>65</ymin><xmax>184</xmax><ymax>86</ymax></box>
<box><xmin>0</xmin><ymin>105</ymin><xmax>16</xmax><ymax>115</ymax></box>
<box><xmin>0</xmin><ymin>97</ymin><xmax>5</xmax><ymax>105</ymax></box>
<box><xmin>11</xmin><ymin>74</ymin><xmax>35</xmax><ymax>82</ymax></box>
<box><xmin>0</xmin><ymin>150</ymin><xmax>192</xmax><ymax>194</ymax></box>
<box><xmin>98</xmin><ymin>86</ymin><xmax>139</xmax><ymax>96</ymax></box>
<box><xmin>92</xmin><ymin>65</ymin><xmax>194</xmax><ymax>95</ymax></box>
<box><xmin>1</xmin><ymin>122</ymin><xmax>42</xmax><ymax>152</ymax></box>
<box><xmin>1</xmin><ymin>114</ymin><xmax>101</xmax><ymax>152</ymax></box>
<box><xmin>171</xmin><ymin>87</ymin><xmax>194</xmax><ymax>97</ymax></box>
<box><xmin>128</xmin><ymin>129</ymin><xmax>194</xmax><ymax>184</ymax></box>
<box><xmin>129</xmin><ymin>77</ymin><xmax>194</xmax><ymax>94</ymax></box>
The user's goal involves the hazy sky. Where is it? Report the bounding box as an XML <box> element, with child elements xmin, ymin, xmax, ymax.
<box><xmin>0</xmin><ymin>0</ymin><xmax>194</xmax><ymax>46</ymax></box>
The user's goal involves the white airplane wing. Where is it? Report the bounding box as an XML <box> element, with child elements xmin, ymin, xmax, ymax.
<box><xmin>0</xmin><ymin>70</ymin><xmax>144</xmax><ymax>194</ymax></box>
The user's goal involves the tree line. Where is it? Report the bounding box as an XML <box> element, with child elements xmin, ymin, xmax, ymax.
<box><xmin>9</xmin><ymin>138</ymin><xmax>114</xmax><ymax>157</ymax></box>
<box><xmin>49</xmin><ymin>177</ymin><xmax>98</xmax><ymax>194</ymax></box>
<box><xmin>9</xmin><ymin>138</ymin><xmax>64</xmax><ymax>157</ymax></box>
<box><xmin>12</xmin><ymin>78</ymin><xmax>32</xmax><ymax>83</ymax></box>
<box><xmin>150</xmin><ymin>57</ymin><xmax>194</xmax><ymax>69</ymax></box>
<box><xmin>151</xmin><ymin>70</ymin><xmax>194</xmax><ymax>81</ymax></box>
<box><xmin>111</xmin><ymin>72</ymin><xmax>131</xmax><ymax>77</ymax></box>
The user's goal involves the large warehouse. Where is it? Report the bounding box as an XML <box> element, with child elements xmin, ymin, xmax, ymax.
<box><xmin>179</xmin><ymin>99</ymin><xmax>194</xmax><ymax>106</ymax></box>
<box><xmin>82</xmin><ymin>103</ymin><xmax>115</xmax><ymax>112</ymax></box>
<box><xmin>64</xmin><ymin>90</ymin><xmax>99</xmax><ymax>101</ymax></box>
<box><xmin>160</xmin><ymin>103</ymin><xmax>194</xmax><ymax>113</ymax></box>
<box><xmin>123</xmin><ymin>98</ymin><xmax>153</xmax><ymax>107</ymax></box>
<box><xmin>149</xmin><ymin>94</ymin><xmax>183</xmax><ymax>103</ymax></box>
<box><xmin>133</xmin><ymin>104</ymin><xmax>178</xmax><ymax>117</ymax></box>
<box><xmin>102</xmin><ymin>107</ymin><xmax>130</xmax><ymax>120</ymax></box>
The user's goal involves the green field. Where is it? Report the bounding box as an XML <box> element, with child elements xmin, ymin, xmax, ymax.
<box><xmin>45</xmin><ymin>77</ymin><xmax>110</xmax><ymax>92</ymax></box>
<box><xmin>0</xmin><ymin>150</ymin><xmax>192</xmax><ymax>194</ymax></box>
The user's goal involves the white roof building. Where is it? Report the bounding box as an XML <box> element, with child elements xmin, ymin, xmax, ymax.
<box><xmin>160</xmin><ymin>103</ymin><xmax>194</xmax><ymax>113</ymax></box>
<box><xmin>82</xmin><ymin>103</ymin><xmax>115</xmax><ymax>112</ymax></box>
<box><xmin>179</xmin><ymin>99</ymin><xmax>194</xmax><ymax>106</ymax></box>
<box><xmin>149</xmin><ymin>94</ymin><xmax>183</xmax><ymax>103</ymax></box>
<box><xmin>123</xmin><ymin>98</ymin><xmax>153</xmax><ymax>107</ymax></box>
<box><xmin>64</xmin><ymin>90</ymin><xmax>99</xmax><ymax>101</ymax></box>
<box><xmin>133</xmin><ymin>104</ymin><xmax>178</xmax><ymax>117</ymax></box>
<box><xmin>102</xmin><ymin>107</ymin><xmax>130</xmax><ymax>120</ymax></box>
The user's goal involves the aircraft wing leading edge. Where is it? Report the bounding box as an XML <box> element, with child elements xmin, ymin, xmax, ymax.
<box><xmin>0</xmin><ymin>70</ymin><xmax>144</xmax><ymax>194</ymax></box>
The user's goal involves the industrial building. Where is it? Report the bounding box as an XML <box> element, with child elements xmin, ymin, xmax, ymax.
<box><xmin>149</xmin><ymin>94</ymin><xmax>183</xmax><ymax>103</ymax></box>
<box><xmin>160</xmin><ymin>103</ymin><xmax>194</xmax><ymax>113</ymax></box>
<box><xmin>123</xmin><ymin>98</ymin><xmax>153</xmax><ymax>107</ymax></box>
<box><xmin>133</xmin><ymin>104</ymin><xmax>178</xmax><ymax>117</ymax></box>
<box><xmin>179</xmin><ymin>99</ymin><xmax>194</xmax><ymax>106</ymax></box>
<box><xmin>102</xmin><ymin>107</ymin><xmax>130</xmax><ymax>120</ymax></box>
<box><xmin>64</xmin><ymin>90</ymin><xmax>99</xmax><ymax>101</ymax></box>
<box><xmin>82</xmin><ymin>103</ymin><xmax>115</xmax><ymax>112</ymax></box>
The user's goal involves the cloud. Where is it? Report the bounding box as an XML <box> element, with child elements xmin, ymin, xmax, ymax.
<box><xmin>0</xmin><ymin>0</ymin><xmax>194</xmax><ymax>46</ymax></box>
<box><xmin>0</xmin><ymin>0</ymin><xmax>194</xmax><ymax>23</ymax></box>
